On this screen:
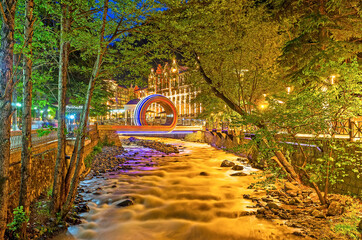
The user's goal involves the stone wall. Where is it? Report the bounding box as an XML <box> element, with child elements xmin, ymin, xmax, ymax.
<box><xmin>203</xmin><ymin>130</ymin><xmax>362</xmax><ymax>197</ymax></box>
<box><xmin>8</xmin><ymin>142</ymin><xmax>58</xmax><ymax>221</ymax></box>
<box><xmin>7</xmin><ymin>127</ymin><xmax>100</xmax><ymax>222</ymax></box>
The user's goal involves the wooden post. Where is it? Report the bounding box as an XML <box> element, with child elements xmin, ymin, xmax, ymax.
<box><xmin>349</xmin><ymin>118</ymin><xmax>354</xmax><ymax>142</ymax></box>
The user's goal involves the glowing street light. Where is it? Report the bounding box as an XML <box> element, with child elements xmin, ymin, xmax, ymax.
<box><xmin>259</xmin><ymin>103</ymin><xmax>268</xmax><ymax>110</ymax></box>
<box><xmin>331</xmin><ymin>75</ymin><xmax>336</xmax><ymax>84</ymax></box>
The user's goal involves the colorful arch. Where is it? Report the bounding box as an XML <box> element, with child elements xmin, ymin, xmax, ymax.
<box><xmin>134</xmin><ymin>94</ymin><xmax>178</xmax><ymax>130</ymax></box>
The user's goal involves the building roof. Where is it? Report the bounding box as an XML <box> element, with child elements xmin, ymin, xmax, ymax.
<box><xmin>135</xmin><ymin>86</ymin><xmax>148</xmax><ymax>91</ymax></box>
<box><xmin>178</xmin><ymin>66</ymin><xmax>188</xmax><ymax>73</ymax></box>
<box><xmin>126</xmin><ymin>98</ymin><xmax>140</xmax><ymax>105</ymax></box>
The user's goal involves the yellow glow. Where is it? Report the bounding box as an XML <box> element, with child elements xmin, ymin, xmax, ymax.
<box><xmin>286</xmin><ymin>87</ymin><xmax>291</xmax><ymax>94</ymax></box>
<box><xmin>331</xmin><ymin>75</ymin><xmax>336</xmax><ymax>84</ymax></box>
<box><xmin>260</xmin><ymin>104</ymin><xmax>266</xmax><ymax>109</ymax></box>
<box><xmin>172</xmin><ymin>68</ymin><xmax>177</xmax><ymax>73</ymax></box>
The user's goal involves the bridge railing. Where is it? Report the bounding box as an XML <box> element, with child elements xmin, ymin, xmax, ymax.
<box><xmin>206</xmin><ymin>117</ymin><xmax>362</xmax><ymax>141</ymax></box>
<box><xmin>96</xmin><ymin>118</ymin><xmax>205</xmax><ymax>126</ymax></box>
<box><xmin>10</xmin><ymin>124</ymin><xmax>98</xmax><ymax>151</ymax></box>
<box><xmin>10</xmin><ymin>130</ymin><xmax>58</xmax><ymax>151</ymax></box>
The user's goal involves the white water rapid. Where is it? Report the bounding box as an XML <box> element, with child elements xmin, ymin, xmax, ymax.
<box><xmin>54</xmin><ymin>137</ymin><xmax>303</xmax><ymax>240</ymax></box>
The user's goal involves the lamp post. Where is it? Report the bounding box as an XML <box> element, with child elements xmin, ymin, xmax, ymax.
<box><xmin>12</xmin><ymin>102</ymin><xmax>21</xmax><ymax>131</ymax></box>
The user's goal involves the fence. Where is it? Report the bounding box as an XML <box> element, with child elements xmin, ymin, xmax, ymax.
<box><xmin>97</xmin><ymin>118</ymin><xmax>204</xmax><ymax>126</ymax></box>
<box><xmin>10</xmin><ymin>130</ymin><xmax>58</xmax><ymax>151</ymax></box>
<box><xmin>206</xmin><ymin>117</ymin><xmax>362</xmax><ymax>141</ymax></box>
<box><xmin>10</xmin><ymin>125</ymin><xmax>98</xmax><ymax>151</ymax></box>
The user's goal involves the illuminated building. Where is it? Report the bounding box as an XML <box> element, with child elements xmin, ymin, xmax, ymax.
<box><xmin>134</xmin><ymin>86</ymin><xmax>148</xmax><ymax>99</ymax></box>
<box><xmin>147</xmin><ymin>60</ymin><xmax>202</xmax><ymax>118</ymax></box>
<box><xmin>105</xmin><ymin>80</ymin><xmax>129</xmax><ymax>117</ymax></box>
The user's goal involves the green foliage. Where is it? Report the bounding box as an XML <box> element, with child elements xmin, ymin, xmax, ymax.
<box><xmin>248</xmin><ymin>165</ymin><xmax>287</xmax><ymax>190</ymax></box>
<box><xmin>7</xmin><ymin>206</ymin><xmax>29</xmax><ymax>239</ymax></box>
<box><xmin>332</xmin><ymin>203</ymin><xmax>361</xmax><ymax>240</ymax></box>
<box><xmin>36</xmin><ymin>126</ymin><xmax>56</xmax><ymax>137</ymax></box>
<box><xmin>276</xmin><ymin>0</ymin><xmax>362</xmax><ymax>83</ymax></box>
<box><xmin>46</xmin><ymin>186</ymin><xmax>53</xmax><ymax>198</ymax></box>
<box><xmin>305</xmin><ymin>141</ymin><xmax>361</xmax><ymax>187</ymax></box>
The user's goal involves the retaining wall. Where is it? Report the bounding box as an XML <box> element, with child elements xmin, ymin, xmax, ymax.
<box><xmin>7</xmin><ymin>129</ymin><xmax>100</xmax><ymax>222</ymax></box>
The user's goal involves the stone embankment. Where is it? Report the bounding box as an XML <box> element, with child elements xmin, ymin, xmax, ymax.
<box><xmin>90</xmin><ymin>146</ymin><xmax>125</xmax><ymax>176</ymax></box>
<box><xmin>122</xmin><ymin>137</ymin><xmax>179</xmax><ymax>154</ymax></box>
<box><xmin>218</xmin><ymin>157</ymin><xmax>362</xmax><ymax>239</ymax></box>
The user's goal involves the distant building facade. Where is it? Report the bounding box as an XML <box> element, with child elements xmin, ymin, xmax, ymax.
<box><xmin>105</xmin><ymin>60</ymin><xmax>202</xmax><ymax>121</ymax></box>
<box><xmin>147</xmin><ymin>60</ymin><xmax>202</xmax><ymax>118</ymax></box>
<box><xmin>105</xmin><ymin>80</ymin><xmax>129</xmax><ymax>117</ymax></box>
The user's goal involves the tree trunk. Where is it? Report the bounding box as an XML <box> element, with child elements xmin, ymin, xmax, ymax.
<box><xmin>51</xmin><ymin>4</ymin><xmax>71</xmax><ymax>214</ymax></box>
<box><xmin>61</xmin><ymin>0</ymin><xmax>109</xmax><ymax>217</ymax></box>
<box><xmin>19</xmin><ymin>0</ymin><xmax>34</xmax><ymax>238</ymax></box>
<box><xmin>0</xmin><ymin>0</ymin><xmax>17</xmax><ymax>238</ymax></box>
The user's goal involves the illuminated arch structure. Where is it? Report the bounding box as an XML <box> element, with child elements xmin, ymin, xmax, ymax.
<box><xmin>134</xmin><ymin>94</ymin><xmax>178</xmax><ymax>130</ymax></box>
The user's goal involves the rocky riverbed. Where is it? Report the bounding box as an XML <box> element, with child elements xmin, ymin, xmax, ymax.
<box><xmin>53</xmin><ymin>137</ymin><xmax>361</xmax><ymax>240</ymax></box>
<box><xmin>122</xmin><ymin>137</ymin><xmax>179</xmax><ymax>154</ymax></box>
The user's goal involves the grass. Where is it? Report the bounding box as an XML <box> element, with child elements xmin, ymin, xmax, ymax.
<box><xmin>332</xmin><ymin>201</ymin><xmax>361</xmax><ymax>240</ymax></box>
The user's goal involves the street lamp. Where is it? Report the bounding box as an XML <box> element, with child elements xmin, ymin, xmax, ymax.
<box><xmin>330</xmin><ymin>75</ymin><xmax>336</xmax><ymax>84</ymax></box>
<box><xmin>260</xmin><ymin>104</ymin><xmax>267</xmax><ymax>110</ymax></box>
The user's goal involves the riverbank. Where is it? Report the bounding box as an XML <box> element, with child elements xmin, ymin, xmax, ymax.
<box><xmin>196</xmin><ymin>137</ymin><xmax>362</xmax><ymax>239</ymax></box>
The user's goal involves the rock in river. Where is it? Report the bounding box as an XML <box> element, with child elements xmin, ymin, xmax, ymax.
<box><xmin>115</xmin><ymin>199</ymin><xmax>134</xmax><ymax>208</ymax></box>
<box><xmin>230</xmin><ymin>172</ymin><xmax>247</xmax><ymax>176</ymax></box>
<box><xmin>221</xmin><ymin>160</ymin><xmax>235</xmax><ymax>167</ymax></box>
<box><xmin>231</xmin><ymin>165</ymin><xmax>244</xmax><ymax>170</ymax></box>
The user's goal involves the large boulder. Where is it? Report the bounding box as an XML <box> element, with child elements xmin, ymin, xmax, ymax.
<box><xmin>267</xmin><ymin>202</ymin><xmax>280</xmax><ymax>209</ymax></box>
<box><xmin>284</xmin><ymin>181</ymin><xmax>299</xmax><ymax>191</ymax></box>
<box><xmin>311</xmin><ymin>209</ymin><xmax>325</xmax><ymax>218</ymax></box>
<box><xmin>221</xmin><ymin>160</ymin><xmax>235</xmax><ymax>167</ymax></box>
<box><xmin>327</xmin><ymin>201</ymin><xmax>343</xmax><ymax>216</ymax></box>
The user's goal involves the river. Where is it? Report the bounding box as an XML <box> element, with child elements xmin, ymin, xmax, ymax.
<box><xmin>55</xmin><ymin>137</ymin><xmax>302</xmax><ymax>240</ymax></box>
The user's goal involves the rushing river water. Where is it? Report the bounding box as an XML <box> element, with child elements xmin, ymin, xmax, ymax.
<box><xmin>55</xmin><ymin>137</ymin><xmax>302</xmax><ymax>240</ymax></box>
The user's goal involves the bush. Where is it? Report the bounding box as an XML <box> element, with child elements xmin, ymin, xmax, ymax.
<box><xmin>7</xmin><ymin>206</ymin><xmax>29</xmax><ymax>239</ymax></box>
